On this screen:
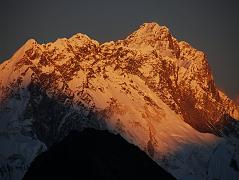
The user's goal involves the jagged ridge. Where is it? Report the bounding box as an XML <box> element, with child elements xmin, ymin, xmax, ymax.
<box><xmin>1</xmin><ymin>22</ymin><xmax>239</xmax><ymax>180</ymax></box>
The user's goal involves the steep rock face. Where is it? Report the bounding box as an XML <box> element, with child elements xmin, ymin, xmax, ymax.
<box><xmin>117</xmin><ymin>23</ymin><xmax>239</xmax><ymax>133</ymax></box>
<box><xmin>23</xmin><ymin>128</ymin><xmax>176</xmax><ymax>180</ymax></box>
<box><xmin>0</xmin><ymin>22</ymin><xmax>239</xmax><ymax>180</ymax></box>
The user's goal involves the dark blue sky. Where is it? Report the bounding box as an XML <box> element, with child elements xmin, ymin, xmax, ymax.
<box><xmin>0</xmin><ymin>0</ymin><xmax>238</xmax><ymax>99</ymax></box>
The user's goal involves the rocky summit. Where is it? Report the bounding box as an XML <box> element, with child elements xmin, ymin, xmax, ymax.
<box><xmin>0</xmin><ymin>22</ymin><xmax>239</xmax><ymax>180</ymax></box>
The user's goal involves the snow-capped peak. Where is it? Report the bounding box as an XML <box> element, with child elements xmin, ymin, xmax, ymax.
<box><xmin>128</xmin><ymin>22</ymin><xmax>167</xmax><ymax>37</ymax></box>
<box><xmin>7</xmin><ymin>38</ymin><xmax>37</xmax><ymax>63</ymax></box>
<box><xmin>123</xmin><ymin>22</ymin><xmax>180</xmax><ymax>58</ymax></box>
<box><xmin>1</xmin><ymin>22</ymin><xmax>239</xmax><ymax>180</ymax></box>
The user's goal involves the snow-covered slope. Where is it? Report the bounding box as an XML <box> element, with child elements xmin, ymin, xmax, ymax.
<box><xmin>0</xmin><ymin>22</ymin><xmax>239</xmax><ymax>180</ymax></box>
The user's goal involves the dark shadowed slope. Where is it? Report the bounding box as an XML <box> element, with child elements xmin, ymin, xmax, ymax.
<box><xmin>23</xmin><ymin>128</ymin><xmax>176</xmax><ymax>180</ymax></box>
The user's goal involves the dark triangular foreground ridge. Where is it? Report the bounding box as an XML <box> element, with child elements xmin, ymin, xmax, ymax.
<box><xmin>0</xmin><ymin>22</ymin><xmax>239</xmax><ymax>180</ymax></box>
<box><xmin>23</xmin><ymin>129</ymin><xmax>176</xmax><ymax>180</ymax></box>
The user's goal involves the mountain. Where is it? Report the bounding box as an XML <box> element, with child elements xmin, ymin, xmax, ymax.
<box><xmin>0</xmin><ymin>22</ymin><xmax>239</xmax><ymax>180</ymax></box>
<box><xmin>23</xmin><ymin>128</ymin><xmax>176</xmax><ymax>180</ymax></box>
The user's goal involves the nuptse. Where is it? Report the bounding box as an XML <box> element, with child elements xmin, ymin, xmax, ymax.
<box><xmin>0</xmin><ymin>22</ymin><xmax>239</xmax><ymax>180</ymax></box>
